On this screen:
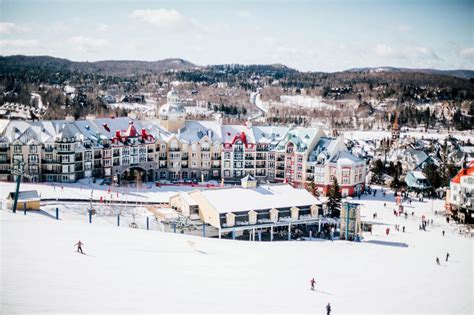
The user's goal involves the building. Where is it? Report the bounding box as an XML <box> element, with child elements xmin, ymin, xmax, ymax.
<box><xmin>7</xmin><ymin>190</ymin><xmax>40</xmax><ymax>210</ymax></box>
<box><xmin>405</xmin><ymin>171</ymin><xmax>431</xmax><ymax>192</ymax></box>
<box><xmin>187</xmin><ymin>178</ymin><xmax>322</xmax><ymax>240</ymax></box>
<box><xmin>0</xmin><ymin>89</ymin><xmax>365</xmax><ymax>196</ymax></box>
<box><xmin>169</xmin><ymin>192</ymin><xmax>199</xmax><ymax>217</ymax></box>
<box><xmin>448</xmin><ymin>161</ymin><xmax>474</xmax><ymax>223</ymax></box>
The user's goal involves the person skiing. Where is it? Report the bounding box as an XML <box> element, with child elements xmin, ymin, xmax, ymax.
<box><xmin>326</xmin><ymin>302</ymin><xmax>332</xmax><ymax>315</ymax></box>
<box><xmin>310</xmin><ymin>278</ymin><xmax>316</xmax><ymax>290</ymax></box>
<box><xmin>402</xmin><ymin>226</ymin><xmax>406</xmax><ymax>233</ymax></box>
<box><xmin>442</xmin><ymin>230</ymin><xmax>445</xmax><ymax>237</ymax></box>
<box><xmin>436</xmin><ymin>257</ymin><xmax>440</xmax><ymax>265</ymax></box>
<box><xmin>446</xmin><ymin>252</ymin><xmax>450</xmax><ymax>262</ymax></box>
<box><xmin>75</xmin><ymin>240</ymin><xmax>84</xmax><ymax>254</ymax></box>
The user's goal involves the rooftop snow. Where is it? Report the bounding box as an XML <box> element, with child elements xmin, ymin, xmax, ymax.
<box><xmin>199</xmin><ymin>184</ymin><xmax>321</xmax><ymax>214</ymax></box>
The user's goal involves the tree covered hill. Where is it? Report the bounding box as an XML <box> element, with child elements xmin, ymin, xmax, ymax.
<box><xmin>0</xmin><ymin>55</ymin><xmax>197</xmax><ymax>77</ymax></box>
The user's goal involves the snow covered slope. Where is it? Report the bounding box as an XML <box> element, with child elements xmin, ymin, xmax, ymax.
<box><xmin>1</xmin><ymin>192</ymin><xmax>472</xmax><ymax>314</ymax></box>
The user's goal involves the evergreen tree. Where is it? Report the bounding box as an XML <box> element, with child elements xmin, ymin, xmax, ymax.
<box><xmin>371</xmin><ymin>159</ymin><xmax>384</xmax><ymax>184</ymax></box>
<box><xmin>328</xmin><ymin>178</ymin><xmax>342</xmax><ymax>218</ymax></box>
<box><xmin>305</xmin><ymin>180</ymin><xmax>319</xmax><ymax>198</ymax></box>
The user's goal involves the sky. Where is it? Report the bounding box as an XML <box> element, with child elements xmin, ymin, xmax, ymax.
<box><xmin>0</xmin><ymin>0</ymin><xmax>473</xmax><ymax>72</ymax></box>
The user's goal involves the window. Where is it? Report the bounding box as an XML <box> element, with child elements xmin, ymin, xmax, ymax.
<box><xmin>28</xmin><ymin>154</ymin><xmax>38</xmax><ymax>164</ymax></box>
<box><xmin>14</xmin><ymin>145</ymin><xmax>22</xmax><ymax>154</ymax></box>
<box><xmin>224</xmin><ymin>152</ymin><xmax>231</xmax><ymax>159</ymax></box>
<box><xmin>84</xmin><ymin>151</ymin><xmax>92</xmax><ymax>161</ymax></box>
<box><xmin>30</xmin><ymin>145</ymin><xmax>37</xmax><ymax>153</ymax></box>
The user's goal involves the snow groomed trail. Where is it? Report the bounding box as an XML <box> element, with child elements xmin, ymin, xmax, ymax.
<box><xmin>1</xmin><ymin>191</ymin><xmax>472</xmax><ymax>314</ymax></box>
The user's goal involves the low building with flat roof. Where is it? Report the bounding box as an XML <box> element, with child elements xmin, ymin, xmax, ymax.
<box><xmin>188</xmin><ymin>180</ymin><xmax>323</xmax><ymax>240</ymax></box>
<box><xmin>7</xmin><ymin>190</ymin><xmax>40</xmax><ymax>210</ymax></box>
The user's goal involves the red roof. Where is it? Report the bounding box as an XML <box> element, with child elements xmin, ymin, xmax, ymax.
<box><xmin>451</xmin><ymin>161</ymin><xmax>474</xmax><ymax>184</ymax></box>
<box><xmin>124</xmin><ymin>124</ymin><xmax>138</xmax><ymax>137</ymax></box>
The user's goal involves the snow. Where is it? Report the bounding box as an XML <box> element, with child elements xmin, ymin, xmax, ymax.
<box><xmin>343</xmin><ymin>130</ymin><xmax>474</xmax><ymax>142</ymax></box>
<box><xmin>411</xmin><ymin>171</ymin><xmax>427</xmax><ymax>179</ymax></box>
<box><xmin>0</xmin><ymin>180</ymin><xmax>198</xmax><ymax>204</ymax></box>
<box><xmin>1</xmin><ymin>188</ymin><xmax>472</xmax><ymax>314</ymax></box>
<box><xmin>199</xmin><ymin>184</ymin><xmax>321</xmax><ymax>214</ymax></box>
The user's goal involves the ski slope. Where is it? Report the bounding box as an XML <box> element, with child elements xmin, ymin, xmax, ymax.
<box><xmin>1</xmin><ymin>191</ymin><xmax>472</xmax><ymax>314</ymax></box>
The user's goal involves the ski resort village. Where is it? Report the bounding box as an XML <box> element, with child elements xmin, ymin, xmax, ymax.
<box><xmin>1</xmin><ymin>1</ymin><xmax>474</xmax><ymax>313</ymax></box>
<box><xmin>1</xmin><ymin>87</ymin><xmax>473</xmax><ymax>314</ymax></box>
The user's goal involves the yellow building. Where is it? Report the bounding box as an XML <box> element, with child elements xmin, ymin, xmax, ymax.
<box><xmin>7</xmin><ymin>190</ymin><xmax>40</xmax><ymax>210</ymax></box>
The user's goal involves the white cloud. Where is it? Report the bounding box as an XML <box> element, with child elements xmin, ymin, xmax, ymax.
<box><xmin>375</xmin><ymin>44</ymin><xmax>394</xmax><ymax>57</ymax></box>
<box><xmin>0</xmin><ymin>39</ymin><xmax>40</xmax><ymax>55</ymax></box>
<box><xmin>237</xmin><ymin>10</ymin><xmax>251</xmax><ymax>19</ymax></box>
<box><xmin>97</xmin><ymin>23</ymin><xmax>109</xmax><ymax>32</ymax></box>
<box><xmin>130</xmin><ymin>9</ymin><xmax>191</xmax><ymax>30</ymax></box>
<box><xmin>397</xmin><ymin>24</ymin><xmax>412</xmax><ymax>32</ymax></box>
<box><xmin>0</xmin><ymin>39</ymin><xmax>39</xmax><ymax>49</ymax></box>
<box><xmin>374</xmin><ymin>44</ymin><xmax>441</xmax><ymax>61</ymax></box>
<box><xmin>69</xmin><ymin>36</ymin><xmax>109</xmax><ymax>52</ymax></box>
<box><xmin>0</xmin><ymin>22</ymin><xmax>28</xmax><ymax>34</ymax></box>
<box><xmin>460</xmin><ymin>47</ymin><xmax>474</xmax><ymax>58</ymax></box>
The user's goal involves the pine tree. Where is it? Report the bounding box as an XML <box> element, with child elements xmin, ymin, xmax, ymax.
<box><xmin>305</xmin><ymin>180</ymin><xmax>319</xmax><ymax>198</ymax></box>
<box><xmin>328</xmin><ymin>178</ymin><xmax>342</xmax><ymax>218</ymax></box>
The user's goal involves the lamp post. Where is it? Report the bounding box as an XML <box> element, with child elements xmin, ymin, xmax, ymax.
<box><xmin>11</xmin><ymin>161</ymin><xmax>30</xmax><ymax>213</ymax></box>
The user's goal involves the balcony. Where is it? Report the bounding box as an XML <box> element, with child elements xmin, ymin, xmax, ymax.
<box><xmin>159</xmin><ymin>156</ymin><xmax>167</xmax><ymax>161</ymax></box>
<box><xmin>276</xmin><ymin>166</ymin><xmax>285</xmax><ymax>170</ymax></box>
<box><xmin>256</xmin><ymin>156</ymin><xmax>266</xmax><ymax>160</ymax></box>
<box><xmin>169</xmin><ymin>148</ymin><xmax>180</xmax><ymax>152</ymax></box>
<box><xmin>256</xmin><ymin>164</ymin><xmax>266</xmax><ymax>169</ymax></box>
<box><xmin>212</xmin><ymin>156</ymin><xmax>221</xmax><ymax>160</ymax></box>
<box><xmin>244</xmin><ymin>164</ymin><xmax>255</xmax><ymax>169</ymax></box>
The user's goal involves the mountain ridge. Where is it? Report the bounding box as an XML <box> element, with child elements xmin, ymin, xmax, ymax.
<box><xmin>1</xmin><ymin>55</ymin><xmax>473</xmax><ymax>79</ymax></box>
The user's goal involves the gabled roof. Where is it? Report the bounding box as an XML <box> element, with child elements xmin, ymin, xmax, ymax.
<box><xmin>180</xmin><ymin>120</ymin><xmax>222</xmax><ymax>143</ymax></box>
<box><xmin>451</xmin><ymin>161</ymin><xmax>474</xmax><ymax>184</ymax></box>
<box><xmin>329</xmin><ymin>150</ymin><xmax>363</xmax><ymax>165</ymax></box>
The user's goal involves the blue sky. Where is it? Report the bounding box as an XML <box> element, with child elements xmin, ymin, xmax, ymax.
<box><xmin>0</xmin><ymin>0</ymin><xmax>472</xmax><ymax>72</ymax></box>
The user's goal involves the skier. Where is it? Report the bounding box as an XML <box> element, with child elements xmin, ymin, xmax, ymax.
<box><xmin>326</xmin><ymin>302</ymin><xmax>332</xmax><ymax>315</ymax></box>
<box><xmin>446</xmin><ymin>252</ymin><xmax>450</xmax><ymax>262</ymax></box>
<box><xmin>310</xmin><ymin>278</ymin><xmax>316</xmax><ymax>290</ymax></box>
<box><xmin>402</xmin><ymin>226</ymin><xmax>405</xmax><ymax>233</ymax></box>
<box><xmin>436</xmin><ymin>257</ymin><xmax>440</xmax><ymax>265</ymax></box>
<box><xmin>75</xmin><ymin>240</ymin><xmax>84</xmax><ymax>254</ymax></box>
<box><xmin>442</xmin><ymin>230</ymin><xmax>445</xmax><ymax>237</ymax></box>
